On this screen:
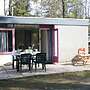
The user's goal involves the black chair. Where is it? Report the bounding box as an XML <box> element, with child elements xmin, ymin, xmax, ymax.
<box><xmin>12</xmin><ymin>55</ymin><xmax>21</xmax><ymax>72</ymax></box>
<box><xmin>12</xmin><ymin>55</ymin><xmax>16</xmax><ymax>69</ymax></box>
<box><xmin>33</xmin><ymin>53</ymin><xmax>47</xmax><ymax>72</ymax></box>
<box><xmin>19</xmin><ymin>53</ymin><xmax>32</xmax><ymax>71</ymax></box>
<box><xmin>12</xmin><ymin>55</ymin><xmax>20</xmax><ymax>69</ymax></box>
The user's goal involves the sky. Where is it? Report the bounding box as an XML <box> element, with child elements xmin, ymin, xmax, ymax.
<box><xmin>0</xmin><ymin>0</ymin><xmax>9</xmax><ymax>16</ymax></box>
<box><xmin>30</xmin><ymin>0</ymin><xmax>41</xmax><ymax>15</ymax></box>
<box><xmin>0</xmin><ymin>0</ymin><xmax>4</xmax><ymax>15</ymax></box>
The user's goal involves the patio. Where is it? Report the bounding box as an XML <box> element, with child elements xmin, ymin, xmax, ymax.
<box><xmin>1</xmin><ymin>63</ymin><xmax>90</xmax><ymax>80</ymax></box>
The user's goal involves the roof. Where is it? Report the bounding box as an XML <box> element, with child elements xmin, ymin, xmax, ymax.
<box><xmin>0</xmin><ymin>16</ymin><xmax>89</xmax><ymax>26</ymax></box>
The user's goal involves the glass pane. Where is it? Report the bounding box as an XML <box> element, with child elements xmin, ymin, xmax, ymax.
<box><xmin>8</xmin><ymin>31</ymin><xmax>12</xmax><ymax>51</ymax></box>
<box><xmin>31</xmin><ymin>32</ymin><xmax>39</xmax><ymax>49</ymax></box>
<box><xmin>0</xmin><ymin>31</ymin><xmax>12</xmax><ymax>52</ymax></box>
<box><xmin>0</xmin><ymin>32</ymin><xmax>2</xmax><ymax>51</ymax></box>
<box><xmin>47</xmin><ymin>30</ymin><xmax>52</xmax><ymax>61</ymax></box>
<box><xmin>3</xmin><ymin>32</ymin><xmax>7</xmax><ymax>51</ymax></box>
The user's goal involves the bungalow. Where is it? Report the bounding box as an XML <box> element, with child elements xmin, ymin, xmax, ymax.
<box><xmin>0</xmin><ymin>16</ymin><xmax>89</xmax><ymax>65</ymax></box>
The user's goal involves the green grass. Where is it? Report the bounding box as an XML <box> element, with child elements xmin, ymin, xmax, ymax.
<box><xmin>0</xmin><ymin>71</ymin><xmax>90</xmax><ymax>90</ymax></box>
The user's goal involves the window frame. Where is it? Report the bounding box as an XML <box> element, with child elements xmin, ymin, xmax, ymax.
<box><xmin>0</xmin><ymin>28</ymin><xmax>15</xmax><ymax>55</ymax></box>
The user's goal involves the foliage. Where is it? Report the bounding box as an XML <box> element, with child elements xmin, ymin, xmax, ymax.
<box><xmin>41</xmin><ymin>0</ymin><xmax>63</xmax><ymax>17</ymax></box>
<box><xmin>9</xmin><ymin>0</ymin><xmax>88</xmax><ymax>18</ymax></box>
<box><xmin>65</xmin><ymin>0</ymin><xmax>84</xmax><ymax>18</ymax></box>
<box><xmin>9</xmin><ymin>0</ymin><xmax>31</xmax><ymax>16</ymax></box>
<box><xmin>31</xmin><ymin>0</ymin><xmax>84</xmax><ymax>18</ymax></box>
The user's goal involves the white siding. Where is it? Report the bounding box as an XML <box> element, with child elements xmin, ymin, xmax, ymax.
<box><xmin>55</xmin><ymin>25</ymin><xmax>88</xmax><ymax>63</ymax></box>
<box><xmin>0</xmin><ymin>55</ymin><xmax>12</xmax><ymax>66</ymax></box>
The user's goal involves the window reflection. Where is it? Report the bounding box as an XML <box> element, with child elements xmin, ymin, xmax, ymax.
<box><xmin>0</xmin><ymin>31</ymin><xmax>12</xmax><ymax>52</ymax></box>
<box><xmin>0</xmin><ymin>33</ymin><xmax>2</xmax><ymax>51</ymax></box>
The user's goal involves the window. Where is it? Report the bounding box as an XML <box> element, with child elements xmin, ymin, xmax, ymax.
<box><xmin>0</xmin><ymin>31</ymin><xmax>12</xmax><ymax>52</ymax></box>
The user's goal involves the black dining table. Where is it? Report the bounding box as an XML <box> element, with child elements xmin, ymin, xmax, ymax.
<box><xmin>13</xmin><ymin>53</ymin><xmax>37</xmax><ymax>72</ymax></box>
<box><xmin>12</xmin><ymin>49</ymin><xmax>41</xmax><ymax>72</ymax></box>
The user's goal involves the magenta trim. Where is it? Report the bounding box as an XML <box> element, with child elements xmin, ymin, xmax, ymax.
<box><xmin>12</xmin><ymin>28</ymin><xmax>15</xmax><ymax>54</ymax></box>
<box><xmin>52</xmin><ymin>29</ymin><xmax>58</xmax><ymax>63</ymax></box>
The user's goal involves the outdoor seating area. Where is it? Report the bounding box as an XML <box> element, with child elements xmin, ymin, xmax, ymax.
<box><xmin>12</xmin><ymin>50</ymin><xmax>47</xmax><ymax>72</ymax></box>
<box><xmin>72</xmin><ymin>48</ymin><xmax>90</xmax><ymax>65</ymax></box>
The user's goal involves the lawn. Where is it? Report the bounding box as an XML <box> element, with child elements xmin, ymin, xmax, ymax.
<box><xmin>0</xmin><ymin>71</ymin><xmax>90</xmax><ymax>90</ymax></box>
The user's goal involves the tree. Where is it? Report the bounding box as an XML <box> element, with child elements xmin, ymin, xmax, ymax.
<box><xmin>40</xmin><ymin>0</ymin><xmax>63</xmax><ymax>18</ymax></box>
<box><xmin>32</xmin><ymin>0</ymin><xmax>86</xmax><ymax>18</ymax></box>
<box><xmin>9</xmin><ymin>0</ymin><xmax>86</xmax><ymax>18</ymax></box>
<box><xmin>9</xmin><ymin>0</ymin><xmax>31</xmax><ymax>16</ymax></box>
<box><xmin>65</xmin><ymin>0</ymin><xmax>84</xmax><ymax>18</ymax></box>
<box><xmin>62</xmin><ymin>0</ymin><xmax>65</xmax><ymax>17</ymax></box>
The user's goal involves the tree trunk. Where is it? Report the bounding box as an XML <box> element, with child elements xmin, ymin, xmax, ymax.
<box><xmin>62</xmin><ymin>0</ymin><xmax>65</xmax><ymax>18</ymax></box>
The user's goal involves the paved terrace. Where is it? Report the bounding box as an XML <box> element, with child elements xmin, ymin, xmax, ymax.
<box><xmin>0</xmin><ymin>63</ymin><xmax>90</xmax><ymax>80</ymax></box>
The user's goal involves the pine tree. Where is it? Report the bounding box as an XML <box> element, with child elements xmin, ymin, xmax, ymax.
<box><xmin>9</xmin><ymin>0</ymin><xmax>31</xmax><ymax>16</ymax></box>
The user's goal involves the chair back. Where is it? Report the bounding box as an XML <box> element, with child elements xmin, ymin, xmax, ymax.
<box><xmin>36</xmin><ymin>53</ymin><xmax>46</xmax><ymax>63</ymax></box>
<box><xmin>20</xmin><ymin>53</ymin><xmax>32</xmax><ymax>64</ymax></box>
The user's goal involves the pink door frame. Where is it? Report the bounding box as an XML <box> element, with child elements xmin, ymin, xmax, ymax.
<box><xmin>39</xmin><ymin>25</ymin><xmax>59</xmax><ymax>63</ymax></box>
<box><xmin>52</xmin><ymin>29</ymin><xmax>58</xmax><ymax>63</ymax></box>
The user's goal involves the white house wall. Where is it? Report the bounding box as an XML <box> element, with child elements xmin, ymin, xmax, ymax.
<box><xmin>55</xmin><ymin>25</ymin><xmax>88</xmax><ymax>63</ymax></box>
<box><xmin>0</xmin><ymin>55</ymin><xmax>12</xmax><ymax>66</ymax></box>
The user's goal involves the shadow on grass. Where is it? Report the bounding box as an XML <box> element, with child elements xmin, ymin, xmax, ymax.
<box><xmin>0</xmin><ymin>81</ymin><xmax>90</xmax><ymax>90</ymax></box>
<box><xmin>0</xmin><ymin>71</ymin><xmax>90</xmax><ymax>90</ymax></box>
